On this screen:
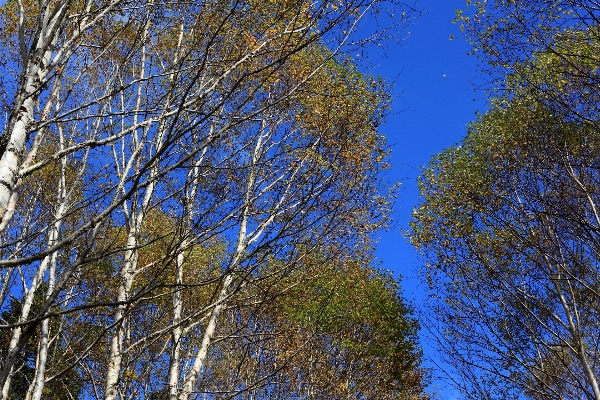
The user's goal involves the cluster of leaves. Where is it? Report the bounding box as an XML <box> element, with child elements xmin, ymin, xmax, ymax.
<box><xmin>408</xmin><ymin>3</ymin><xmax>600</xmax><ymax>397</ymax></box>
<box><xmin>283</xmin><ymin>261</ymin><xmax>424</xmax><ymax>395</ymax></box>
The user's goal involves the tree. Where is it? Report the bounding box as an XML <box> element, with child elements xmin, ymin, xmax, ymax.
<box><xmin>410</xmin><ymin>95</ymin><xmax>600</xmax><ymax>399</ymax></box>
<box><xmin>410</xmin><ymin>4</ymin><xmax>600</xmax><ymax>397</ymax></box>
<box><xmin>0</xmin><ymin>0</ymin><xmax>427</xmax><ymax>398</ymax></box>
<box><xmin>187</xmin><ymin>256</ymin><xmax>429</xmax><ymax>399</ymax></box>
<box><xmin>0</xmin><ymin>288</ymin><xmax>83</xmax><ymax>400</ymax></box>
<box><xmin>457</xmin><ymin>0</ymin><xmax>600</xmax><ymax>126</ymax></box>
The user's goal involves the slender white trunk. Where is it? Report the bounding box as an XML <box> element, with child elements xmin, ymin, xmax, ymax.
<box><xmin>0</xmin><ymin>5</ymin><xmax>64</xmax><ymax>226</ymax></box>
<box><xmin>168</xmin><ymin>155</ymin><xmax>206</xmax><ymax>399</ymax></box>
<box><xmin>178</xmin><ymin>122</ymin><xmax>267</xmax><ymax>400</ymax></box>
<box><xmin>0</xmin><ymin>67</ymin><xmax>45</xmax><ymax>215</ymax></box>
<box><xmin>103</xmin><ymin>137</ymin><xmax>164</xmax><ymax>399</ymax></box>
<box><xmin>103</xmin><ymin>233</ymin><xmax>137</xmax><ymax>400</ymax></box>
<box><xmin>1</xmin><ymin>209</ymin><xmax>64</xmax><ymax>399</ymax></box>
<box><xmin>168</xmin><ymin>159</ymin><xmax>205</xmax><ymax>399</ymax></box>
<box><xmin>0</xmin><ymin>86</ymin><xmax>61</xmax><ymax>390</ymax></box>
<box><xmin>168</xmin><ymin>251</ymin><xmax>185</xmax><ymax>400</ymax></box>
<box><xmin>0</xmin><ymin>268</ymin><xmax>14</xmax><ymax>311</ymax></box>
<box><xmin>29</xmin><ymin>126</ymin><xmax>68</xmax><ymax>400</ymax></box>
<box><xmin>166</xmin><ymin>20</ymin><xmax>206</xmax><ymax>392</ymax></box>
<box><xmin>26</xmin><ymin>236</ymin><xmax>60</xmax><ymax>400</ymax></box>
<box><xmin>0</xmin><ymin>0</ymin><xmax>124</xmax><ymax>231</ymax></box>
<box><xmin>1</xmin><ymin>259</ymin><xmax>50</xmax><ymax>400</ymax></box>
<box><xmin>553</xmin><ymin>273</ymin><xmax>600</xmax><ymax>400</ymax></box>
<box><xmin>178</xmin><ymin>273</ymin><xmax>234</xmax><ymax>400</ymax></box>
<box><xmin>0</xmin><ymin>77</ymin><xmax>62</xmax><ymax>234</ymax></box>
<box><xmin>103</xmin><ymin>17</ymin><xmax>155</xmax><ymax>399</ymax></box>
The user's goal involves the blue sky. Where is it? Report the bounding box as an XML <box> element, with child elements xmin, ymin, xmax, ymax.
<box><xmin>373</xmin><ymin>3</ymin><xmax>486</xmax><ymax>292</ymax></box>
<box><xmin>367</xmin><ymin>1</ymin><xmax>488</xmax><ymax>396</ymax></box>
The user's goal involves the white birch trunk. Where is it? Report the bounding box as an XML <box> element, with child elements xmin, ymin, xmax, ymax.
<box><xmin>103</xmin><ymin>232</ymin><xmax>138</xmax><ymax>400</ymax></box>
<box><xmin>104</xmin><ymin>135</ymin><xmax>166</xmax><ymax>399</ymax></box>
<box><xmin>0</xmin><ymin>62</ymin><xmax>46</xmax><ymax>217</ymax></box>
<box><xmin>168</xmin><ymin>155</ymin><xmax>206</xmax><ymax>400</ymax></box>
<box><xmin>0</xmin><ymin>1</ymin><xmax>67</xmax><ymax>225</ymax></box>
<box><xmin>103</xmin><ymin>17</ymin><xmax>156</xmax><ymax>398</ymax></box>
<box><xmin>0</xmin><ymin>188</ymin><xmax>66</xmax><ymax>400</ymax></box>
<box><xmin>178</xmin><ymin>122</ymin><xmax>268</xmax><ymax>400</ymax></box>
<box><xmin>1</xmin><ymin>259</ymin><xmax>51</xmax><ymax>400</ymax></box>
<box><xmin>553</xmin><ymin>274</ymin><xmax>600</xmax><ymax>400</ymax></box>
<box><xmin>168</xmin><ymin>250</ymin><xmax>185</xmax><ymax>400</ymax></box>
<box><xmin>28</xmin><ymin>126</ymin><xmax>69</xmax><ymax>400</ymax></box>
<box><xmin>0</xmin><ymin>0</ymin><xmax>125</xmax><ymax>229</ymax></box>
<box><xmin>104</xmin><ymin>151</ymin><xmax>158</xmax><ymax>400</ymax></box>
<box><xmin>168</xmin><ymin>140</ymin><xmax>210</xmax><ymax>399</ymax></box>
<box><xmin>178</xmin><ymin>273</ymin><xmax>235</xmax><ymax>400</ymax></box>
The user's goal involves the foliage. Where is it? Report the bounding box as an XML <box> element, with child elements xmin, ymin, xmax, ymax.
<box><xmin>457</xmin><ymin>0</ymin><xmax>600</xmax><ymax>123</ymax></box>
<box><xmin>411</xmin><ymin>96</ymin><xmax>600</xmax><ymax>399</ymax></box>
<box><xmin>412</xmin><ymin>4</ymin><xmax>600</xmax><ymax>398</ymax></box>
<box><xmin>0</xmin><ymin>0</ymin><xmax>427</xmax><ymax>399</ymax></box>
<box><xmin>282</xmin><ymin>261</ymin><xmax>426</xmax><ymax>398</ymax></box>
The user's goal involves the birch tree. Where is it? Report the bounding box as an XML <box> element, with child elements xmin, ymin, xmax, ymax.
<box><xmin>187</xmin><ymin>257</ymin><xmax>428</xmax><ymax>400</ymax></box>
<box><xmin>411</xmin><ymin>97</ymin><xmax>600</xmax><ymax>400</ymax></box>
<box><xmin>457</xmin><ymin>0</ymin><xmax>600</xmax><ymax>126</ymax></box>
<box><xmin>0</xmin><ymin>0</ymin><xmax>424</xmax><ymax>398</ymax></box>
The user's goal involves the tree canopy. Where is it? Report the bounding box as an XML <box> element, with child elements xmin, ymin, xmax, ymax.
<box><xmin>411</xmin><ymin>3</ymin><xmax>600</xmax><ymax>398</ymax></box>
<box><xmin>0</xmin><ymin>0</ymin><xmax>428</xmax><ymax>399</ymax></box>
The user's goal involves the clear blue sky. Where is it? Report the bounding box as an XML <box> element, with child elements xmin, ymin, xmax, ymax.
<box><xmin>368</xmin><ymin>1</ymin><xmax>487</xmax><ymax>397</ymax></box>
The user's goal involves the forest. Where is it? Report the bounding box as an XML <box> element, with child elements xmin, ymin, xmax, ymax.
<box><xmin>0</xmin><ymin>0</ymin><xmax>427</xmax><ymax>399</ymax></box>
<box><xmin>2</xmin><ymin>0</ymin><xmax>600</xmax><ymax>399</ymax></box>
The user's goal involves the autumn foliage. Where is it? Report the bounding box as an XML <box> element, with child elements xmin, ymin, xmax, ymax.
<box><xmin>0</xmin><ymin>0</ymin><xmax>427</xmax><ymax>399</ymax></box>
